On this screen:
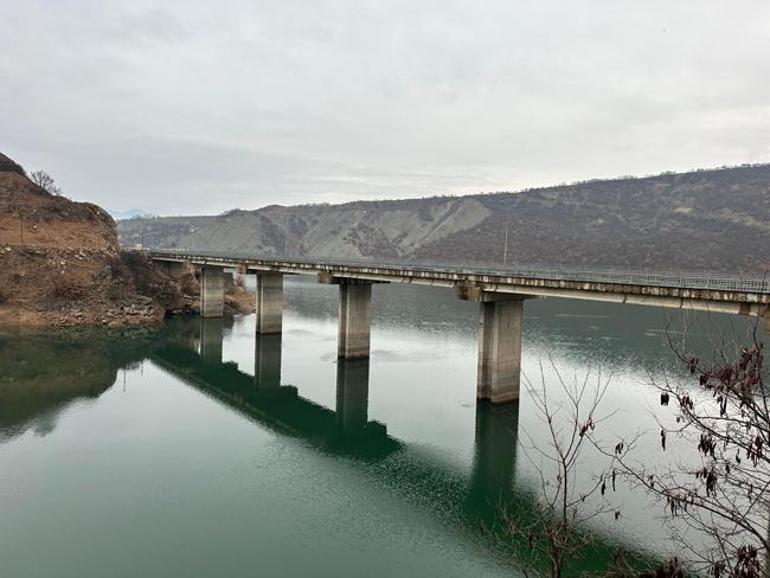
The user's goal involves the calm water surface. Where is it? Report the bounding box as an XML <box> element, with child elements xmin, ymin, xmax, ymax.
<box><xmin>0</xmin><ymin>277</ymin><xmax>765</xmax><ymax>578</ymax></box>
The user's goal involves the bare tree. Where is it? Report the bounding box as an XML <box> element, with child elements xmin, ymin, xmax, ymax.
<box><xmin>493</xmin><ymin>360</ymin><xmax>617</xmax><ymax>578</ymax></box>
<box><xmin>607</xmin><ymin>325</ymin><xmax>769</xmax><ymax>578</ymax></box>
<box><xmin>29</xmin><ymin>170</ymin><xmax>63</xmax><ymax>196</ymax></box>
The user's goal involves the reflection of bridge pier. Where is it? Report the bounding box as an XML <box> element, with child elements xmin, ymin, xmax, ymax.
<box><xmin>255</xmin><ymin>334</ymin><xmax>282</xmax><ymax>389</ymax></box>
<box><xmin>200</xmin><ymin>318</ymin><xmax>223</xmax><ymax>364</ymax></box>
<box><xmin>467</xmin><ymin>402</ymin><xmax>519</xmax><ymax>521</ymax></box>
<box><xmin>151</xmin><ymin>326</ymin><xmax>395</xmax><ymax>458</ymax></box>
<box><xmin>336</xmin><ymin>359</ymin><xmax>370</xmax><ymax>435</ymax></box>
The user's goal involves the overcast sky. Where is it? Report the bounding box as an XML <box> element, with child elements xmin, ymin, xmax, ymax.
<box><xmin>1</xmin><ymin>1</ymin><xmax>769</xmax><ymax>215</ymax></box>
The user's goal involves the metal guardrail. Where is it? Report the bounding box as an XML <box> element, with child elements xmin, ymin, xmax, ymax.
<box><xmin>139</xmin><ymin>248</ymin><xmax>770</xmax><ymax>295</ymax></box>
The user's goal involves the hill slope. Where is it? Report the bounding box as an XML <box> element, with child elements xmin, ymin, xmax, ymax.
<box><xmin>0</xmin><ymin>152</ymin><xmax>219</xmax><ymax>326</ymax></box>
<box><xmin>118</xmin><ymin>165</ymin><xmax>770</xmax><ymax>273</ymax></box>
<box><xmin>0</xmin><ymin>152</ymin><xmax>166</xmax><ymax>325</ymax></box>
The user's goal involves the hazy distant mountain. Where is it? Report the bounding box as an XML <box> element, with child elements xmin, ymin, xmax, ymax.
<box><xmin>110</xmin><ymin>208</ymin><xmax>153</xmax><ymax>220</ymax></box>
<box><xmin>117</xmin><ymin>165</ymin><xmax>770</xmax><ymax>273</ymax></box>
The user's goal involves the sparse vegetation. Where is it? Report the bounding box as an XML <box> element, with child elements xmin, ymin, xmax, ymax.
<box><xmin>606</xmin><ymin>328</ymin><xmax>769</xmax><ymax>578</ymax></box>
<box><xmin>494</xmin><ymin>363</ymin><xmax>616</xmax><ymax>578</ymax></box>
<box><xmin>29</xmin><ymin>170</ymin><xmax>64</xmax><ymax>197</ymax></box>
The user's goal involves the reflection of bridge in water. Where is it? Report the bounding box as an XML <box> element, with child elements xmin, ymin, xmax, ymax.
<box><xmin>149</xmin><ymin>318</ymin><xmax>649</xmax><ymax>574</ymax></box>
<box><xmin>153</xmin><ymin>320</ymin><xmax>398</xmax><ymax>460</ymax></box>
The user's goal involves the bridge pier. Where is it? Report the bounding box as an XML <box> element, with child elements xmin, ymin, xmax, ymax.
<box><xmin>336</xmin><ymin>359</ymin><xmax>370</xmax><ymax>435</ymax></box>
<box><xmin>200</xmin><ymin>266</ymin><xmax>225</xmax><ymax>318</ymax></box>
<box><xmin>200</xmin><ymin>317</ymin><xmax>224</xmax><ymax>364</ymax></box>
<box><xmin>477</xmin><ymin>296</ymin><xmax>525</xmax><ymax>404</ymax></box>
<box><xmin>337</xmin><ymin>281</ymin><xmax>373</xmax><ymax>360</ymax></box>
<box><xmin>255</xmin><ymin>333</ymin><xmax>282</xmax><ymax>389</ymax></box>
<box><xmin>256</xmin><ymin>273</ymin><xmax>283</xmax><ymax>334</ymax></box>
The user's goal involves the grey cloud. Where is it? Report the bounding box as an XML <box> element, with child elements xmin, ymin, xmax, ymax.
<box><xmin>1</xmin><ymin>0</ymin><xmax>769</xmax><ymax>214</ymax></box>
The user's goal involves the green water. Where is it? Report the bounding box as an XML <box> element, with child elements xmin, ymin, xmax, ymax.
<box><xmin>0</xmin><ymin>277</ymin><xmax>765</xmax><ymax>578</ymax></box>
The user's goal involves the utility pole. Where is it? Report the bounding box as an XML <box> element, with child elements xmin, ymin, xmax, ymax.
<box><xmin>191</xmin><ymin>228</ymin><xmax>196</xmax><ymax>252</ymax></box>
<box><xmin>502</xmin><ymin>214</ymin><xmax>510</xmax><ymax>266</ymax></box>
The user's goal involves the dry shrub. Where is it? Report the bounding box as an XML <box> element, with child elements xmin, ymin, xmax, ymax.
<box><xmin>178</xmin><ymin>271</ymin><xmax>199</xmax><ymax>296</ymax></box>
<box><xmin>116</xmin><ymin>251</ymin><xmax>186</xmax><ymax>309</ymax></box>
<box><xmin>50</xmin><ymin>278</ymin><xmax>88</xmax><ymax>301</ymax></box>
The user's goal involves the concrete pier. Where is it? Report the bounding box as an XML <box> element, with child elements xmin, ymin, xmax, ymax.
<box><xmin>200</xmin><ymin>266</ymin><xmax>225</xmax><ymax>318</ymax></box>
<box><xmin>337</xmin><ymin>281</ymin><xmax>373</xmax><ymax>360</ymax></box>
<box><xmin>256</xmin><ymin>273</ymin><xmax>283</xmax><ymax>334</ymax></box>
<box><xmin>200</xmin><ymin>318</ymin><xmax>224</xmax><ymax>364</ymax></box>
<box><xmin>255</xmin><ymin>334</ymin><xmax>282</xmax><ymax>389</ymax></box>
<box><xmin>477</xmin><ymin>296</ymin><xmax>524</xmax><ymax>404</ymax></box>
<box><xmin>336</xmin><ymin>359</ymin><xmax>370</xmax><ymax>435</ymax></box>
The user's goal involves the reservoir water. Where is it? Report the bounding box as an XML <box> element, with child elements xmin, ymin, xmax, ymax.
<box><xmin>0</xmin><ymin>276</ymin><xmax>765</xmax><ymax>578</ymax></box>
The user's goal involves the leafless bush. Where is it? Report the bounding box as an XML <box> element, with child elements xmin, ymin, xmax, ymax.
<box><xmin>29</xmin><ymin>170</ymin><xmax>64</xmax><ymax>196</ymax></box>
<box><xmin>493</xmin><ymin>360</ymin><xmax>617</xmax><ymax>578</ymax></box>
<box><xmin>606</xmin><ymin>323</ymin><xmax>769</xmax><ymax>578</ymax></box>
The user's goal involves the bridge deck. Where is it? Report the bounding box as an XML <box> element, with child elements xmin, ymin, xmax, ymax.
<box><xmin>145</xmin><ymin>249</ymin><xmax>770</xmax><ymax>315</ymax></box>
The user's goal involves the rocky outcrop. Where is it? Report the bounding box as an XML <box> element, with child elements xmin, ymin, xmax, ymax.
<box><xmin>0</xmin><ymin>152</ymin><xmax>254</xmax><ymax>326</ymax></box>
<box><xmin>0</xmin><ymin>152</ymin><xmax>25</xmax><ymax>176</ymax></box>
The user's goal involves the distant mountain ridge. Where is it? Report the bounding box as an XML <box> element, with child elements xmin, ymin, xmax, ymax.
<box><xmin>110</xmin><ymin>208</ymin><xmax>153</xmax><ymax>220</ymax></box>
<box><xmin>118</xmin><ymin>165</ymin><xmax>770</xmax><ymax>272</ymax></box>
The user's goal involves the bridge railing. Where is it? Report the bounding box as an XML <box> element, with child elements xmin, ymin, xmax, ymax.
<box><xmin>139</xmin><ymin>248</ymin><xmax>770</xmax><ymax>295</ymax></box>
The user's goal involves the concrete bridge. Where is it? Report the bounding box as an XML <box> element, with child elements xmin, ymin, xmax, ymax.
<box><xmin>147</xmin><ymin>249</ymin><xmax>770</xmax><ymax>404</ymax></box>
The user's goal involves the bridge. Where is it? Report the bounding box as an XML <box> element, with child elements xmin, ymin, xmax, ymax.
<box><xmin>146</xmin><ymin>249</ymin><xmax>770</xmax><ymax>405</ymax></box>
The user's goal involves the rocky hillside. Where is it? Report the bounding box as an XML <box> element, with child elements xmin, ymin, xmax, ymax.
<box><xmin>119</xmin><ymin>165</ymin><xmax>770</xmax><ymax>272</ymax></box>
<box><xmin>0</xmin><ymin>152</ymin><xmax>164</xmax><ymax>325</ymax></box>
<box><xmin>0</xmin><ymin>152</ymin><xmax>252</xmax><ymax>326</ymax></box>
<box><xmin>0</xmin><ymin>154</ymin><xmax>117</xmax><ymax>252</ymax></box>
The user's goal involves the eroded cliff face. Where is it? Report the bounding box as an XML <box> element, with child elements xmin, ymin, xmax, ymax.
<box><xmin>0</xmin><ymin>152</ymin><xmax>254</xmax><ymax>326</ymax></box>
<box><xmin>119</xmin><ymin>196</ymin><xmax>492</xmax><ymax>260</ymax></box>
